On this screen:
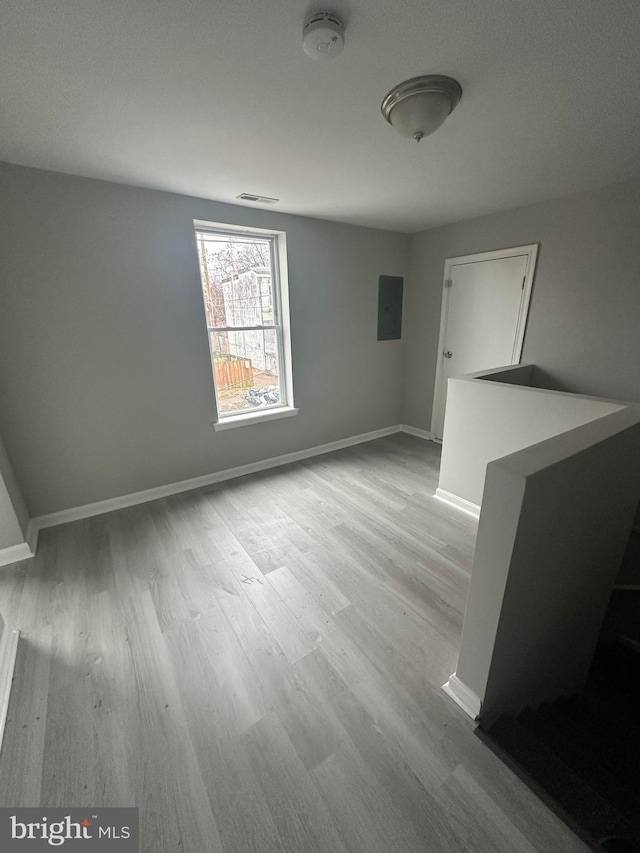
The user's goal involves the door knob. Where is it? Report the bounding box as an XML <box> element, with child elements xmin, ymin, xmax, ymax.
<box><xmin>443</xmin><ymin>351</ymin><xmax>453</xmax><ymax>358</ymax></box>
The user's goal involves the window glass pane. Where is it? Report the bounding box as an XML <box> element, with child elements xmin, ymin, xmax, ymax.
<box><xmin>209</xmin><ymin>329</ymin><xmax>282</xmax><ymax>415</ymax></box>
<box><xmin>197</xmin><ymin>233</ymin><xmax>275</xmax><ymax>327</ymax></box>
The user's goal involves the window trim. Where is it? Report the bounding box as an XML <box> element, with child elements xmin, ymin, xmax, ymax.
<box><xmin>212</xmin><ymin>405</ymin><xmax>299</xmax><ymax>431</ymax></box>
<box><xmin>194</xmin><ymin>219</ymin><xmax>295</xmax><ymax>426</ymax></box>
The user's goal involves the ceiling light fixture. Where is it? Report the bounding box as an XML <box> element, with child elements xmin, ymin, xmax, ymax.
<box><xmin>381</xmin><ymin>75</ymin><xmax>462</xmax><ymax>142</ymax></box>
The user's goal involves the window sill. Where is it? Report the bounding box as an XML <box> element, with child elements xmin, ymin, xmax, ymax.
<box><xmin>213</xmin><ymin>406</ymin><xmax>299</xmax><ymax>431</ymax></box>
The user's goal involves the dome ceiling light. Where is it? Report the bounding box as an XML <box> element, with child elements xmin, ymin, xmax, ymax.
<box><xmin>381</xmin><ymin>75</ymin><xmax>462</xmax><ymax>142</ymax></box>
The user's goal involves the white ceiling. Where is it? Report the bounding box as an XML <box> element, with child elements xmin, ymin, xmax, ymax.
<box><xmin>2</xmin><ymin>0</ymin><xmax>640</xmax><ymax>232</ymax></box>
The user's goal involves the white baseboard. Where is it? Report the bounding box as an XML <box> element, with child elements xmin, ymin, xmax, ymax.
<box><xmin>25</xmin><ymin>519</ymin><xmax>39</xmax><ymax>556</ymax></box>
<box><xmin>0</xmin><ymin>622</ymin><xmax>19</xmax><ymax>756</ymax></box>
<box><xmin>31</xmin><ymin>425</ymin><xmax>405</xmax><ymax>531</ymax></box>
<box><xmin>434</xmin><ymin>488</ymin><xmax>481</xmax><ymax>519</ymax></box>
<box><xmin>0</xmin><ymin>541</ymin><xmax>35</xmax><ymax>568</ymax></box>
<box><xmin>0</xmin><ymin>520</ymin><xmax>39</xmax><ymax>567</ymax></box>
<box><xmin>399</xmin><ymin>424</ymin><xmax>433</xmax><ymax>441</ymax></box>
<box><xmin>442</xmin><ymin>673</ymin><xmax>481</xmax><ymax>721</ymax></box>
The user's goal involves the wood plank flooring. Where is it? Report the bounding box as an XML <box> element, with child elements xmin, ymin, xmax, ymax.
<box><xmin>0</xmin><ymin>434</ymin><xmax>589</xmax><ymax>852</ymax></box>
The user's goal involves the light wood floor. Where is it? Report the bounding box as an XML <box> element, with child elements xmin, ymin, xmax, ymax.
<box><xmin>0</xmin><ymin>434</ymin><xmax>589</xmax><ymax>852</ymax></box>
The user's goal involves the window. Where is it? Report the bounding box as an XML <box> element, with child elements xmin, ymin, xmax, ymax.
<box><xmin>194</xmin><ymin>221</ymin><xmax>295</xmax><ymax>428</ymax></box>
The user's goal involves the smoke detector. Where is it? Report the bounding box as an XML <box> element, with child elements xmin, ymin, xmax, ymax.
<box><xmin>302</xmin><ymin>12</ymin><xmax>344</xmax><ymax>60</ymax></box>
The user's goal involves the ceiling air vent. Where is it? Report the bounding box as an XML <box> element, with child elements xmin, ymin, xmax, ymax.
<box><xmin>237</xmin><ymin>193</ymin><xmax>279</xmax><ymax>205</ymax></box>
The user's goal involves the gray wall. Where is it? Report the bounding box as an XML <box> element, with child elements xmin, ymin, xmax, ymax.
<box><xmin>0</xmin><ymin>431</ymin><xmax>29</xmax><ymax>540</ymax></box>
<box><xmin>455</xmin><ymin>407</ymin><xmax>640</xmax><ymax>725</ymax></box>
<box><xmin>4</xmin><ymin>161</ymin><xmax>639</xmax><ymax>519</ymax></box>
<box><xmin>438</xmin><ymin>372</ymin><xmax>623</xmax><ymax>508</ymax></box>
<box><xmin>403</xmin><ymin>179</ymin><xmax>640</xmax><ymax>430</ymax></box>
<box><xmin>0</xmin><ymin>163</ymin><xmax>408</xmax><ymax>516</ymax></box>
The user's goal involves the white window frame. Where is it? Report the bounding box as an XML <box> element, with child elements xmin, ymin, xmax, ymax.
<box><xmin>194</xmin><ymin>219</ymin><xmax>296</xmax><ymax>430</ymax></box>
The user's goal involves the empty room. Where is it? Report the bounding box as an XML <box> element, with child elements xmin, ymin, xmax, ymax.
<box><xmin>1</xmin><ymin>1</ymin><xmax>640</xmax><ymax>851</ymax></box>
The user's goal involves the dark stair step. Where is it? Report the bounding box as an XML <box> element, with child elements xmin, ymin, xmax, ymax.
<box><xmin>590</xmin><ymin>642</ymin><xmax>640</xmax><ymax>703</ymax></box>
<box><xmin>612</xmin><ymin>532</ymin><xmax>640</xmax><ymax>592</ymax></box>
<box><xmin>583</xmin><ymin>689</ymin><xmax>640</xmax><ymax>743</ymax></box>
<box><xmin>601</xmin><ymin>839</ymin><xmax>640</xmax><ymax>852</ymax></box>
<box><xmin>518</xmin><ymin>705</ymin><xmax>640</xmax><ymax>828</ymax></box>
<box><xmin>531</xmin><ymin>694</ymin><xmax>640</xmax><ymax>767</ymax></box>
<box><xmin>587</xmin><ymin>678</ymin><xmax>640</xmax><ymax>730</ymax></box>
<box><xmin>546</xmin><ymin>694</ymin><xmax>640</xmax><ymax>785</ymax></box>
<box><xmin>482</xmin><ymin>713</ymin><xmax>639</xmax><ymax>847</ymax></box>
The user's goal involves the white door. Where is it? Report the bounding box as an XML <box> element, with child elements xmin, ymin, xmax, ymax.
<box><xmin>431</xmin><ymin>245</ymin><xmax>538</xmax><ymax>441</ymax></box>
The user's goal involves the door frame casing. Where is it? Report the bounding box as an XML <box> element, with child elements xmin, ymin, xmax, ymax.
<box><xmin>430</xmin><ymin>244</ymin><xmax>539</xmax><ymax>442</ymax></box>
